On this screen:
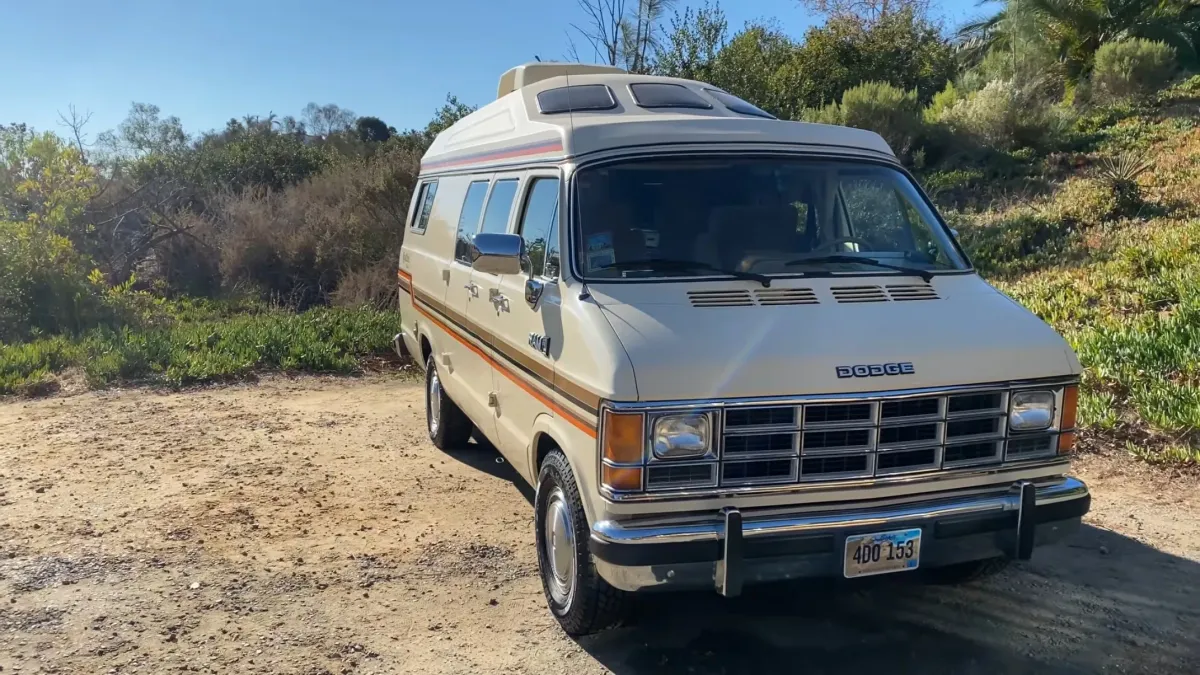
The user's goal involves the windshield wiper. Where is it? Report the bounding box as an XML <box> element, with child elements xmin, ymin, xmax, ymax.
<box><xmin>783</xmin><ymin>255</ymin><xmax>935</xmax><ymax>282</ymax></box>
<box><xmin>597</xmin><ymin>258</ymin><xmax>773</xmax><ymax>287</ymax></box>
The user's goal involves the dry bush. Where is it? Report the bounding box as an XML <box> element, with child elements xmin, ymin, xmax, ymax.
<box><xmin>198</xmin><ymin>147</ymin><xmax>421</xmax><ymax>307</ymax></box>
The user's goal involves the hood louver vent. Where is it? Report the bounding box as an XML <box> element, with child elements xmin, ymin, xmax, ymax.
<box><xmin>687</xmin><ymin>290</ymin><xmax>754</xmax><ymax>307</ymax></box>
<box><xmin>831</xmin><ymin>282</ymin><xmax>939</xmax><ymax>304</ymax></box>
<box><xmin>831</xmin><ymin>285</ymin><xmax>889</xmax><ymax>303</ymax></box>
<box><xmin>755</xmin><ymin>288</ymin><xmax>819</xmax><ymax>305</ymax></box>
<box><xmin>688</xmin><ymin>287</ymin><xmax>819</xmax><ymax>307</ymax></box>
<box><xmin>886</xmin><ymin>283</ymin><xmax>939</xmax><ymax>301</ymax></box>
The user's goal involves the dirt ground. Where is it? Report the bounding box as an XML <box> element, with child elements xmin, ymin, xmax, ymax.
<box><xmin>1</xmin><ymin>374</ymin><xmax>1198</xmax><ymax>674</ymax></box>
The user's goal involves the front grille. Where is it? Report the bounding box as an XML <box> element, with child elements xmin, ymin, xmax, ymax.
<box><xmin>708</xmin><ymin>387</ymin><xmax>1038</xmax><ymax>487</ymax></box>
<box><xmin>629</xmin><ymin>384</ymin><xmax>1065</xmax><ymax>492</ymax></box>
<box><xmin>645</xmin><ymin>463</ymin><xmax>716</xmax><ymax>489</ymax></box>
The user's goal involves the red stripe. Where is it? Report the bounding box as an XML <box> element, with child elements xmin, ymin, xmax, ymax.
<box><xmin>421</xmin><ymin>140</ymin><xmax>564</xmax><ymax>171</ymax></box>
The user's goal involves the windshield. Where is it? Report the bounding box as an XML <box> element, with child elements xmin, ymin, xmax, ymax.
<box><xmin>573</xmin><ymin>156</ymin><xmax>966</xmax><ymax>281</ymax></box>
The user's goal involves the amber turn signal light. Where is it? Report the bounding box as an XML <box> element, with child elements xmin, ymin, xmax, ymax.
<box><xmin>1060</xmin><ymin>385</ymin><xmax>1078</xmax><ymax>431</ymax></box>
<box><xmin>602</xmin><ymin>411</ymin><xmax>645</xmax><ymax>464</ymax></box>
<box><xmin>601</xmin><ymin>465</ymin><xmax>643</xmax><ymax>492</ymax></box>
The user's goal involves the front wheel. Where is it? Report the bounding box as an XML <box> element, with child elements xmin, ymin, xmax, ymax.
<box><xmin>535</xmin><ymin>450</ymin><xmax>628</xmax><ymax>635</ymax></box>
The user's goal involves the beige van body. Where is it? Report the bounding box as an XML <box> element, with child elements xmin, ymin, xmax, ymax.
<box><xmin>397</xmin><ymin>64</ymin><xmax>1090</xmax><ymax>635</ymax></box>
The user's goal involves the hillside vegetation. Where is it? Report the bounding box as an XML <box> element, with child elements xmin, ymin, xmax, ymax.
<box><xmin>4</xmin><ymin>0</ymin><xmax>1200</xmax><ymax>466</ymax></box>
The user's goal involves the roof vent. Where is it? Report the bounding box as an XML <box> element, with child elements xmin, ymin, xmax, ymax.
<box><xmin>831</xmin><ymin>286</ymin><xmax>889</xmax><ymax>303</ymax></box>
<box><xmin>755</xmin><ymin>288</ymin><xmax>819</xmax><ymax>306</ymax></box>
<box><xmin>687</xmin><ymin>290</ymin><xmax>754</xmax><ymax>307</ymax></box>
<box><xmin>497</xmin><ymin>63</ymin><xmax>626</xmax><ymax>99</ymax></box>
<box><xmin>886</xmin><ymin>283</ymin><xmax>939</xmax><ymax>301</ymax></box>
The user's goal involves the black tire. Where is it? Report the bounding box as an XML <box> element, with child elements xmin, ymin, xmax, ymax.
<box><xmin>424</xmin><ymin>353</ymin><xmax>473</xmax><ymax>450</ymax></box>
<box><xmin>535</xmin><ymin>450</ymin><xmax>629</xmax><ymax>636</ymax></box>
<box><xmin>923</xmin><ymin>557</ymin><xmax>1011</xmax><ymax>585</ymax></box>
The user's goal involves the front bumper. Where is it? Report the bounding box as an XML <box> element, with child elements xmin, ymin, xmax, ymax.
<box><xmin>589</xmin><ymin>477</ymin><xmax>1089</xmax><ymax>594</ymax></box>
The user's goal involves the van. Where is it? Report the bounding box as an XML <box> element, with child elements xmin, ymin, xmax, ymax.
<box><xmin>396</xmin><ymin>63</ymin><xmax>1090</xmax><ymax>635</ymax></box>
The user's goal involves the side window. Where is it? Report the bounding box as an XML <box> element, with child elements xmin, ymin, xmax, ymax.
<box><xmin>517</xmin><ymin>178</ymin><xmax>560</xmax><ymax>278</ymax></box>
<box><xmin>410</xmin><ymin>180</ymin><xmax>439</xmax><ymax>234</ymax></box>
<box><xmin>454</xmin><ymin>181</ymin><xmax>490</xmax><ymax>264</ymax></box>
<box><xmin>545</xmin><ymin>217</ymin><xmax>560</xmax><ymax>279</ymax></box>
<box><xmin>480</xmin><ymin>179</ymin><xmax>520</xmax><ymax>235</ymax></box>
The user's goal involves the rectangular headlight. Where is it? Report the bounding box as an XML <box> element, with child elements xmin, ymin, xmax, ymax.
<box><xmin>1010</xmin><ymin>390</ymin><xmax>1056</xmax><ymax>431</ymax></box>
<box><xmin>650</xmin><ymin>413</ymin><xmax>712</xmax><ymax>459</ymax></box>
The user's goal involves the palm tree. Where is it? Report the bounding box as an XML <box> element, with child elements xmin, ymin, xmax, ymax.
<box><xmin>958</xmin><ymin>0</ymin><xmax>1200</xmax><ymax>83</ymax></box>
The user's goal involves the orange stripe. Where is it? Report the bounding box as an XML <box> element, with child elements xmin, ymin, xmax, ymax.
<box><xmin>411</xmin><ymin>299</ymin><xmax>597</xmax><ymax>438</ymax></box>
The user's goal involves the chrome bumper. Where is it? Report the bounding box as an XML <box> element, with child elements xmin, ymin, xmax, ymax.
<box><xmin>589</xmin><ymin>477</ymin><xmax>1089</xmax><ymax>594</ymax></box>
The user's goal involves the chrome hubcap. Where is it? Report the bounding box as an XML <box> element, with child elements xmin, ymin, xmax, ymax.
<box><xmin>543</xmin><ymin>487</ymin><xmax>576</xmax><ymax>606</ymax></box>
<box><xmin>427</xmin><ymin>367</ymin><xmax>441</xmax><ymax>436</ymax></box>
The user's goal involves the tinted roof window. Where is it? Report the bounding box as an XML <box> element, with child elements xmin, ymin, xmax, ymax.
<box><xmin>629</xmin><ymin>83</ymin><xmax>712</xmax><ymax>109</ymax></box>
<box><xmin>705</xmin><ymin>89</ymin><xmax>775</xmax><ymax>119</ymax></box>
<box><xmin>537</xmin><ymin>85</ymin><xmax>617</xmax><ymax>114</ymax></box>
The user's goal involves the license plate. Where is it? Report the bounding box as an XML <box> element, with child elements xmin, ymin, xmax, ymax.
<box><xmin>843</xmin><ymin>528</ymin><xmax>922</xmax><ymax>578</ymax></box>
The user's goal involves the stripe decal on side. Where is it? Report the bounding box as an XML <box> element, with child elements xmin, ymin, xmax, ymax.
<box><xmin>402</xmin><ymin>270</ymin><xmax>598</xmax><ymax>437</ymax></box>
<box><xmin>420</xmin><ymin>139</ymin><xmax>565</xmax><ymax>172</ymax></box>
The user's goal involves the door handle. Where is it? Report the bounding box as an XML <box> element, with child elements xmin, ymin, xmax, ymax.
<box><xmin>489</xmin><ymin>288</ymin><xmax>504</xmax><ymax>302</ymax></box>
<box><xmin>463</xmin><ymin>282</ymin><xmax>478</xmax><ymax>297</ymax></box>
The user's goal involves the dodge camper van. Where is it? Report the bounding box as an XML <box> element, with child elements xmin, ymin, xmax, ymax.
<box><xmin>396</xmin><ymin>63</ymin><xmax>1090</xmax><ymax>635</ymax></box>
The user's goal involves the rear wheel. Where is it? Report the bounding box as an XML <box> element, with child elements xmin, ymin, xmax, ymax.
<box><xmin>424</xmin><ymin>354</ymin><xmax>473</xmax><ymax>450</ymax></box>
<box><xmin>924</xmin><ymin>557</ymin><xmax>1011</xmax><ymax>585</ymax></box>
<box><xmin>535</xmin><ymin>450</ymin><xmax>628</xmax><ymax>635</ymax></box>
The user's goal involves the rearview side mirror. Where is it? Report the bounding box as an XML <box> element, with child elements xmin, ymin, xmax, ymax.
<box><xmin>471</xmin><ymin>233</ymin><xmax>524</xmax><ymax>276</ymax></box>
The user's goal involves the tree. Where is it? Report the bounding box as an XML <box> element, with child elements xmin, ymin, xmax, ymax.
<box><xmin>355</xmin><ymin>116</ymin><xmax>392</xmax><ymax>143</ymax></box>
<box><xmin>95</xmin><ymin>102</ymin><xmax>189</xmax><ymax>163</ymax></box>
<box><xmin>656</xmin><ymin>1</ymin><xmax>728</xmax><ymax>80</ymax></box>
<box><xmin>708</xmin><ymin>24</ymin><xmax>799</xmax><ymax>115</ymax></box>
<box><xmin>798</xmin><ymin>0</ymin><xmax>929</xmax><ymax>22</ymax></box>
<box><xmin>301</xmin><ymin>103</ymin><xmax>356</xmax><ymax>137</ymax></box>
<box><xmin>569</xmin><ymin>0</ymin><xmax>675</xmax><ymax>72</ymax></box>
<box><xmin>773</xmin><ymin>8</ymin><xmax>956</xmax><ymax>117</ymax></box>
<box><xmin>958</xmin><ymin>0</ymin><xmax>1200</xmax><ymax>83</ymax></box>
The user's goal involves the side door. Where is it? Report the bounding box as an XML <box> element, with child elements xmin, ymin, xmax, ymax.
<box><xmin>463</xmin><ymin>174</ymin><xmax>523</xmax><ymax>447</ymax></box>
<box><xmin>478</xmin><ymin>172</ymin><xmax>562</xmax><ymax>478</ymax></box>
<box><xmin>441</xmin><ymin>177</ymin><xmax>497</xmax><ymax>435</ymax></box>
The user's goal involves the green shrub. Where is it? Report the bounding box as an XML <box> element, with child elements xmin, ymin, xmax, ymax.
<box><xmin>1092</xmin><ymin>39</ymin><xmax>1176</xmax><ymax>103</ymax></box>
<box><xmin>802</xmin><ymin>82</ymin><xmax>922</xmax><ymax>157</ymax></box>
<box><xmin>0</xmin><ymin>337</ymin><xmax>81</xmax><ymax>395</ymax></box>
<box><xmin>953</xmin><ymin>208</ymin><xmax>1076</xmax><ymax>278</ymax></box>
<box><xmin>923</xmin><ymin>81</ymin><xmax>960</xmax><ymax>124</ymax></box>
<box><xmin>0</xmin><ymin>220</ymin><xmax>110</xmax><ymax>342</ymax></box>
<box><xmin>933</xmin><ymin>79</ymin><xmax>1073</xmax><ymax>151</ymax></box>
<box><xmin>1047</xmin><ymin>177</ymin><xmax>1119</xmax><ymax>227</ymax></box>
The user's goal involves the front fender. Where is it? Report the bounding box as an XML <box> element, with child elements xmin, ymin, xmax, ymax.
<box><xmin>530</xmin><ymin>413</ymin><xmax>599</xmax><ymax>526</ymax></box>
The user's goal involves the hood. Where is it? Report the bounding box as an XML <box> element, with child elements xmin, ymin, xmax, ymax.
<box><xmin>592</xmin><ymin>275</ymin><xmax>1079</xmax><ymax>403</ymax></box>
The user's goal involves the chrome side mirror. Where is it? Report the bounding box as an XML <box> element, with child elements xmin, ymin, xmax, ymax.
<box><xmin>525</xmin><ymin>278</ymin><xmax>544</xmax><ymax>308</ymax></box>
<box><xmin>470</xmin><ymin>233</ymin><xmax>523</xmax><ymax>276</ymax></box>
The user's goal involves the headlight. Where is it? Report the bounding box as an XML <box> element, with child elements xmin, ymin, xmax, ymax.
<box><xmin>1010</xmin><ymin>391</ymin><xmax>1056</xmax><ymax>431</ymax></box>
<box><xmin>651</xmin><ymin>413</ymin><xmax>711</xmax><ymax>459</ymax></box>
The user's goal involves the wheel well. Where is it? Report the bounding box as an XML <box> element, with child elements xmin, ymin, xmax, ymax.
<box><xmin>419</xmin><ymin>336</ymin><xmax>431</xmax><ymax>365</ymax></box>
<box><xmin>534</xmin><ymin>432</ymin><xmax>560</xmax><ymax>471</ymax></box>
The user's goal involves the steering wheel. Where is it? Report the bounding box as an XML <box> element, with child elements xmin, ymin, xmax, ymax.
<box><xmin>813</xmin><ymin>236</ymin><xmax>874</xmax><ymax>253</ymax></box>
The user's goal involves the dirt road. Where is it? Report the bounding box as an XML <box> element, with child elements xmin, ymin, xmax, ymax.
<box><xmin>1</xmin><ymin>374</ymin><xmax>1198</xmax><ymax>674</ymax></box>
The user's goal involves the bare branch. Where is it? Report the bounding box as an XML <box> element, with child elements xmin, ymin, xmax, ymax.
<box><xmin>56</xmin><ymin>105</ymin><xmax>94</xmax><ymax>155</ymax></box>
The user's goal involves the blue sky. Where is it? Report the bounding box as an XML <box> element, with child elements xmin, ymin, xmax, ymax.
<box><xmin>2</xmin><ymin>0</ymin><xmax>992</xmax><ymax>140</ymax></box>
